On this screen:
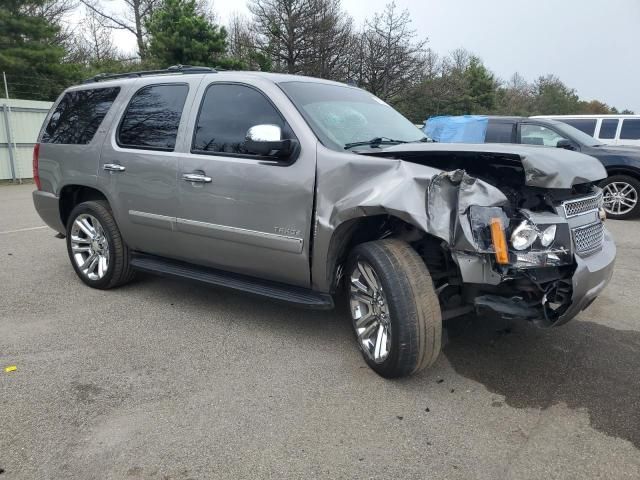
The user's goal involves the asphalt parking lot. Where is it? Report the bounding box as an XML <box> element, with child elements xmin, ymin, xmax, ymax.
<box><xmin>1</xmin><ymin>183</ymin><xmax>639</xmax><ymax>480</ymax></box>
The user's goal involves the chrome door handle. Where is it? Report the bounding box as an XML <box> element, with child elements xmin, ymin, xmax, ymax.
<box><xmin>103</xmin><ymin>163</ymin><xmax>126</xmax><ymax>172</ymax></box>
<box><xmin>182</xmin><ymin>173</ymin><xmax>212</xmax><ymax>183</ymax></box>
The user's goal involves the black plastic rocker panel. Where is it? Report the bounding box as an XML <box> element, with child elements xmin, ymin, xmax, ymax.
<box><xmin>130</xmin><ymin>253</ymin><xmax>334</xmax><ymax>310</ymax></box>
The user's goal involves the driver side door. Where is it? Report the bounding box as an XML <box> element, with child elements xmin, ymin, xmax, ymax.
<box><xmin>174</xmin><ymin>81</ymin><xmax>317</xmax><ymax>288</ymax></box>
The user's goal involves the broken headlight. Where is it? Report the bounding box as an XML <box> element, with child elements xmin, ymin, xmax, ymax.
<box><xmin>468</xmin><ymin>206</ymin><xmax>510</xmax><ymax>264</ymax></box>
<box><xmin>511</xmin><ymin>221</ymin><xmax>557</xmax><ymax>250</ymax></box>
<box><xmin>540</xmin><ymin>225</ymin><xmax>557</xmax><ymax>247</ymax></box>
<box><xmin>511</xmin><ymin>221</ymin><xmax>538</xmax><ymax>250</ymax></box>
<box><xmin>469</xmin><ymin>206</ymin><xmax>509</xmax><ymax>250</ymax></box>
<box><xmin>469</xmin><ymin>206</ymin><xmax>572</xmax><ymax>268</ymax></box>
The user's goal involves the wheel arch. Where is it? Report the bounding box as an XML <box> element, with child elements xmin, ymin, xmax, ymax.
<box><xmin>59</xmin><ymin>185</ymin><xmax>110</xmax><ymax>229</ymax></box>
<box><xmin>600</xmin><ymin>168</ymin><xmax>640</xmax><ymax>219</ymax></box>
<box><xmin>603</xmin><ymin>166</ymin><xmax>640</xmax><ymax>181</ymax></box>
<box><xmin>320</xmin><ymin>214</ymin><xmax>444</xmax><ymax>294</ymax></box>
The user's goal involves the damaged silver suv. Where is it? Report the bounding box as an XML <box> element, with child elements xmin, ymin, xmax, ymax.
<box><xmin>33</xmin><ymin>66</ymin><xmax>616</xmax><ymax>378</ymax></box>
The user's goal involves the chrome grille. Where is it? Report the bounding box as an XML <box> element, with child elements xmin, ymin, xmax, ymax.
<box><xmin>572</xmin><ymin>221</ymin><xmax>604</xmax><ymax>256</ymax></box>
<box><xmin>562</xmin><ymin>192</ymin><xmax>603</xmax><ymax>218</ymax></box>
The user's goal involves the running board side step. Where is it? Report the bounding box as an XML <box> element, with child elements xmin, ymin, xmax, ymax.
<box><xmin>130</xmin><ymin>253</ymin><xmax>334</xmax><ymax>310</ymax></box>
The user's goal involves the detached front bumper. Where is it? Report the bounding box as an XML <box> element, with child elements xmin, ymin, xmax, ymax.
<box><xmin>554</xmin><ymin>227</ymin><xmax>616</xmax><ymax>326</ymax></box>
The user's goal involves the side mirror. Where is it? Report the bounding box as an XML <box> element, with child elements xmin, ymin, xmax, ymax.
<box><xmin>556</xmin><ymin>139</ymin><xmax>576</xmax><ymax>151</ymax></box>
<box><xmin>245</xmin><ymin>124</ymin><xmax>293</xmax><ymax>157</ymax></box>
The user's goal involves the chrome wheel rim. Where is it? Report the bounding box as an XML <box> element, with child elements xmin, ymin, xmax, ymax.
<box><xmin>602</xmin><ymin>182</ymin><xmax>638</xmax><ymax>216</ymax></box>
<box><xmin>70</xmin><ymin>214</ymin><xmax>109</xmax><ymax>280</ymax></box>
<box><xmin>349</xmin><ymin>260</ymin><xmax>391</xmax><ymax>364</ymax></box>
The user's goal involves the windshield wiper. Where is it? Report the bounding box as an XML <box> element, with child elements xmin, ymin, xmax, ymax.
<box><xmin>344</xmin><ymin>137</ymin><xmax>409</xmax><ymax>150</ymax></box>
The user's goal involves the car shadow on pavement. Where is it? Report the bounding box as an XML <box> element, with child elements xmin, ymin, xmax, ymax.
<box><xmin>443</xmin><ymin>315</ymin><xmax>640</xmax><ymax>449</ymax></box>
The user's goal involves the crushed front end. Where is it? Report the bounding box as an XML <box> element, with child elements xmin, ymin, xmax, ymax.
<box><xmin>456</xmin><ymin>187</ymin><xmax>615</xmax><ymax>327</ymax></box>
<box><xmin>365</xmin><ymin>144</ymin><xmax>619</xmax><ymax>327</ymax></box>
<box><xmin>317</xmin><ymin>143</ymin><xmax>616</xmax><ymax>326</ymax></box>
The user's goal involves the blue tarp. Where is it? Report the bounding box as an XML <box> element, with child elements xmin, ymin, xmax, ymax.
<box><xmin>423</xmin><ymin>115</ymin><xmax>488</xmax><ymax>143</ymax></box>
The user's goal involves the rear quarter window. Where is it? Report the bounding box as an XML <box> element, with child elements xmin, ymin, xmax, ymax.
<box><xmin>41</xmin><ymin>87</ymin><xmax>120</xmax><ymax>144</ymax></box>
<box><xmin>620</xmin><ymin>119</ymin><xmax>640</xmax><ymax>140</ymax></box>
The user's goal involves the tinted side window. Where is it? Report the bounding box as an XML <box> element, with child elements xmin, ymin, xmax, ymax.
<box><xmin>41</xmin><ymin>87</ymin><xmax>120</xmax><ymax>144</ymax></box>
<box><xmin>563</xmin><ymin>119</ymin><xmax>597</xmax><ymax>136</ymax></box>
<box><xmin>118</xmin><ymin>84</ymin><xmax>189</xmax><ymax>151</ymax></box>
<box><xmin>620</xmin><ymin>119</ymin><xmax>640</xmax><ymax>140</ymax></box>
<box><xmin>485</xmin><ymin>122</ymin><xmax>514</xmax><ymax>143</ymax></box>
<box><xmin>521</xmin><ymin>124</ymin><xmax>567</xmax><ymax>147</ymax></box>
<box><xmin>599</xmin><ymin>119</ymin><xmax>619</xmax><ymax>139</ymax></box>
<box><xmin>192</xmin><ymin>84</ymin><xmax>285</xmax><ymax>155</ymax></box>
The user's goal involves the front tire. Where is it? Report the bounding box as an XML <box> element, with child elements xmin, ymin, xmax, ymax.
<box><xmin>600</xmin><ymin>175</ymin><xmax>640</xmax><ymax>220</ymax></box>
<box><xmin>66</xmin><ymin>200</ymin><xmax>135</xmax><ymax>289</ymax></box>
<box><xmin>346</xmin><ymin>239</ymin><xmax>442</xmax><ymax>378</ymax></box>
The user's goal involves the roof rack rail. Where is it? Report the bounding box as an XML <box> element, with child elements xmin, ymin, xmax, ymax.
<box><xmin>83</xmin><ymin>65</ymin><xmax>216</xmax><ymax>84</ymax></box>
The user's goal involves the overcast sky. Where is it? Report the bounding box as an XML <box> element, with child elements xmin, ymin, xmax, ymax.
<box><xmin>104</xmin><ymin>0</ymin><xmax>640</xmax><ymax>112</ymax></box>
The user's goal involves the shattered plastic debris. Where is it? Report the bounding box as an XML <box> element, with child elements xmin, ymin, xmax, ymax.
<box><xmin>4</xmin><ymin>366</ymin><xmax>17</xmax><ymax>373</ymax></box>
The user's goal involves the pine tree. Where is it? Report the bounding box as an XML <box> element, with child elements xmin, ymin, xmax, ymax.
<box><xmin>0</xmin><ymin>0</ymin><xmax>79</xmax><ymax>100</ymax></box>
<box><xmin>461</xmin><ymin>56</ymin><xmax>497</xmax><ymax>113</ymax></box>
<box><xmin>146</xmin><ymin>0</ymin><xmax>229</xmax><ymax>68</ymax></box>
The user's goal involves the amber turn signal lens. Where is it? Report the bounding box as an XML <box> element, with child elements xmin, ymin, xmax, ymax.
<box><xmin>490</xmin><ymin>218</ymin><xmax>509</xmax><ymax>265</ymax></box>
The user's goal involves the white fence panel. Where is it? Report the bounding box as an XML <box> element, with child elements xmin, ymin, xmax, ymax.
<box><xmin>0</xmin><ymin>99</ymin><xmax>52</xmax><ymax>180</ymax></box>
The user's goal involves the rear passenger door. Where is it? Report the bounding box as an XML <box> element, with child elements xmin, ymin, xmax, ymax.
<box><xmin>174</xmin><ymin>80</ymin><xmax>317</xmax><ymax>288</ymax></box>
<box><xmin>98</xmin><ymin>78</ymin><xmax>199</xmax><ymax>258</ymax></box>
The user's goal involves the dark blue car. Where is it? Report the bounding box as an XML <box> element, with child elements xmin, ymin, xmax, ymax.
<box><xmin>486</xmin><ymin>116</ymin><xmax>640</xmax><ymax>220</ymax></box>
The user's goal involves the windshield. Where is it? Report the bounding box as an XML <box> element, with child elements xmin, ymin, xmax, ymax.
<box><xmin>279</xmin><ymin>81</ymin><xmax>426</xmax><ymax>151</ymax></box>
<box><xmin>553</xmin><ymin>121</ymin><xmax>604</xmax><ymax>147</ymax></box>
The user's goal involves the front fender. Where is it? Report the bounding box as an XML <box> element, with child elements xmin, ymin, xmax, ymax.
<box><xmin>311</xmin><ymin>146</ymin><xmax>508</xmax><ymax>292</ymax></box>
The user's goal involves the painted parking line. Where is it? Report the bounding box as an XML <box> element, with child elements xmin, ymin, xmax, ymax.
<box><xmin>0</xmin><ymin>226</ymin><xmax>47</xmax><ymax>235</ymax></box>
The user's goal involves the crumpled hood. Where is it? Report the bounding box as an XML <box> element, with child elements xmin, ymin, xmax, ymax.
<box><xmin>365</xmin><ymin>142</ymin><xmax>607</xmax><ymax>189</ymax></box>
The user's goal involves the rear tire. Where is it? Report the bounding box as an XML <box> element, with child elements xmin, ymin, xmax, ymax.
<box><xmin>600</xmin><ymin>175</ymin><xmax>640</xmax><ymax>220</ymax></box>
<box><xmin>66</xmin><ymin>200</ymin><xmax>135</xmax><ymax>289</ymax></box>
<box><xmin>346</xmin><ymin>239</ymin><xmax>442</xmax><ymax>378</ymax></box>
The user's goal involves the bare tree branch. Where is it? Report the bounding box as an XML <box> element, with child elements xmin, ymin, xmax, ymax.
<box><xmin>78</xmin><ymin>0</ymin><xmax>159</xmax><ymax>58</ymax></box>
<box><xmin>79</xmin><ymin>0</ymin><xmax>136</xmax><ymax>34</ymax></box>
